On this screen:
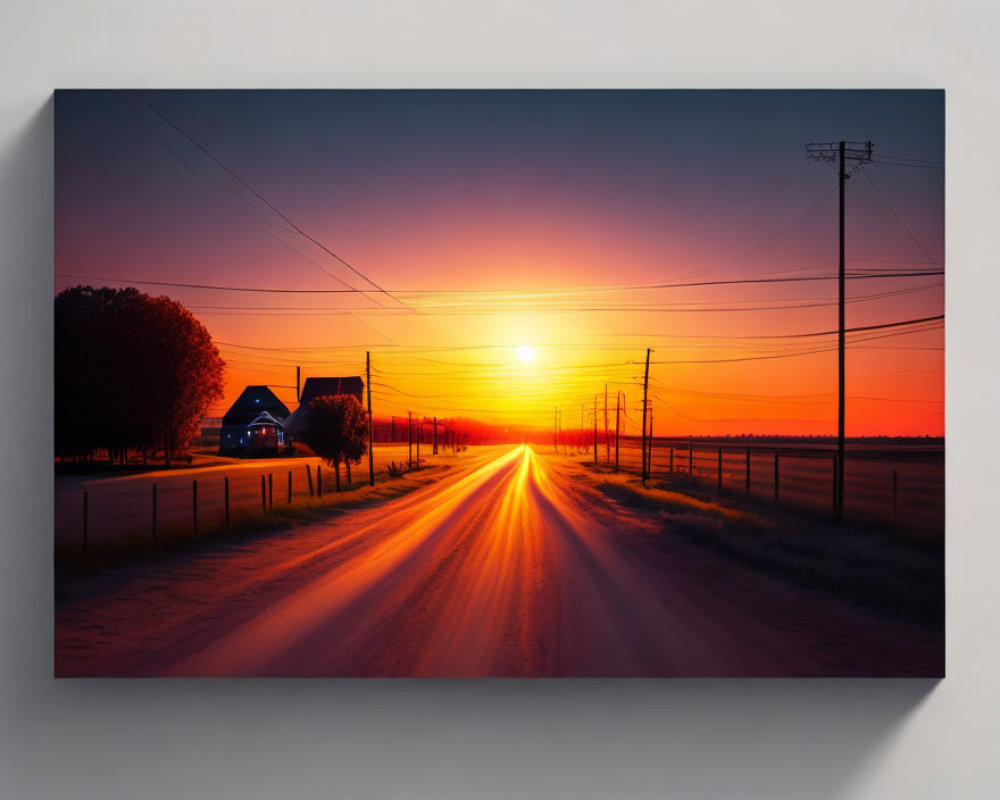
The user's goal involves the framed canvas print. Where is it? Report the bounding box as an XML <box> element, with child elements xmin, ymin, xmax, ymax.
<box><xmin>54</xmin><ymin>90</ymin><xmax>944</xmax><ymax>677</ymax></box>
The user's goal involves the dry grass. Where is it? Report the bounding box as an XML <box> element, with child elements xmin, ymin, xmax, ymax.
<box><xmin>578</xmin><ymin>462</ymin><xmax>943</xmax><ymax>627</ymax></box>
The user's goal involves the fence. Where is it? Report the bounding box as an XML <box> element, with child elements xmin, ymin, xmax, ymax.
<box><xmin>55</xmin><ymin>442</ymin><xmax>445</xmax><ymax>551</ymax></box>
<box><xmin>610</xmin><ymin>438</ymin><xmax>944</xmax><ymax>535</ymax></box>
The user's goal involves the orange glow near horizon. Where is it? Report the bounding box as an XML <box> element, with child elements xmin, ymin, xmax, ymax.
<box><xmin>54</xmin><ymin>91</ymin><xmax>944</xmax><ymax>438</ymax></box>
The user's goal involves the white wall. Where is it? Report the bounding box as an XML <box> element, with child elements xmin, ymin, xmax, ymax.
<box><xmin>1</xmin><ymin>2</ymin><xmax>998</xmax><ymax>798</ymax></box>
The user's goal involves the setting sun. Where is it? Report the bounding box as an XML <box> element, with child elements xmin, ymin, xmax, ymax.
<box><xmin>517</xmin><ymin>344</ymin><xmax>536</xmax><ymax>364</ymax></box>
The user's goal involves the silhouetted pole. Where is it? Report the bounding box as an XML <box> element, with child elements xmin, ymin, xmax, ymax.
<box><xmin>296</xmin><ymin>365</ymin><xmax>301</xmax><ymax>402</ymax></box>
<box><xmin>614</xmin><ymin>390</ymin><xmax>621</xmax><ymax>473</ymax></box>
<box><xmin>604</xmin><ymin>382</ymin><xmax>610</xmax><ymax>465</ymax></box>
<box><xmin>366</xmin><ymin>352</ymin><xmax>374</xmax><ymax>486</ymax></box>
<box><xmin>554</xmin><ymin>407</ymin><xmax>558</xmax><ymax>453</ymax></box>
<box><xmin>837</xmin><ymin>140</ymin><xmax>846</xmax><ymax>520</ymax></box>
<box><xmin>433</xmin><ymin>416</ymin><xmax>438</xmax><ymax>455</ymax></box>
<box><xmin>593</xmin><ymin>395</ymin><xmax>598</xmax><ymax>465</ymax></box>
<box><xmin>641</xmin><ymin>348</ymin><xmax>651</xmax><ymax>483</ymax></box>
<box><xmin>408</xmin><ymin>411</ymin><xmax>413</xmax><ymax>468</ymax></box>
<box><xmin>647</xmin><ymin>413</ymin><xmax>653</xmax><ymax>478</ymax></box>
<box><xmin>806</xmin><ymin>139</ymin><xmax>872</xmax><ymax>520</ymax></box>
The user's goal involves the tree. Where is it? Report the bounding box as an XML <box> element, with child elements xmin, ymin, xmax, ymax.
<box><xmin>55</xmin><ymin>286</ymin><xmax>225</xmax><ymax>464</ymax></box>
<box><xmin>300</xmin><ymin>394</ymin><xmax>369</xmax><ymax>491</ymax></box>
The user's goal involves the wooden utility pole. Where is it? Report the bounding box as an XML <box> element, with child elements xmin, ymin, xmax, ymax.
<box><xmin>641</xmin><ymin>348</ymin><xmax>651</xmax><ymax>483</ymax></box>
<box><xmin>408</xmin><ymin>411</ymin><xmax>413</xmax><ymax>468</ymax></box>
<box><xmin>296</xmin><ymin>366</ymin><xmax>301</xmax><ymax>402</ymax></box>
<box><xmin>433</xmin><ymin>416</ymin><xmax>438</xmax><ymax>454</ymax></box>
<box><xmin>806</xmin><ymin>139</ymin><xmax>872</xmax><ymax>521</ymax></box>
<box><xmin>593</xmin><ymin>395</ymin><xmax>598</xmax><ymax>464</ymax></box>
<box><xmin>604</xmin><ymin>383</ymin><xmax>609</xmax><ymax>465</ymax></box>
<box><xmin>366</xmin><ymin>352</ymin><xmax>374</xmax><ymax>486</ymax></box>
<box><xmin>614</xmin><ymin>390</ymin><xmax>621</xmax><ymax>473</ymax></box>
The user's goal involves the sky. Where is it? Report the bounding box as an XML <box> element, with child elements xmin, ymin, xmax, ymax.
<box><xmin>55</xmin><ymin>90</ymin><xmax>944</xmax><ymax>436</ymax></box>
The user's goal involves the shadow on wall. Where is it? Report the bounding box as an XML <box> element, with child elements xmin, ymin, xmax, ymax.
<box><xmin>0</xmin><ymin>96</ymin><xmax>939</xmax><ymax>800</ymax></box>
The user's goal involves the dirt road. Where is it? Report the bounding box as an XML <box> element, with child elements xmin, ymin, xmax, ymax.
<box><xmin>55</xmin><ymin>445</ymin><xmax>941</xmax><ymax>677</ymax></box>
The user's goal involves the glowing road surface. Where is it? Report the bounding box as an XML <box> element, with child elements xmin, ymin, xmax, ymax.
<box><xmin>56</xmin><ymin>445</ymin><xmax>940</xmax><ymax>676</ymax></box>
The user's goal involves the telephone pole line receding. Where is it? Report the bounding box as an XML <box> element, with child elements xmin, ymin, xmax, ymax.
<box><xmin>806</xmin><ymin>139</ymin><xmax>874</xmax><ymax>520</ymax></box>
<box><xmin>366</xmin><ymin>352</ymin><xmax>374</xmax><ymax>486</ymax></box>
<box><xmin>641</xmin><ymin>348</ymin><xmax>651</xmax><ymax>485</ymax></box>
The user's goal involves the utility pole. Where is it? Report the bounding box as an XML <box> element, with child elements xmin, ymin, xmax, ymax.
<box><xmin>593</xmin><ymin>395</ymin><xmax>598</xmax><ymax>465</ymax></box>
<box><xmin>604</xmin><ymin>382</ymin><xmax>609</xmax><ymax>465</ymax></box>
<box><xmin>366</xmin><ymin>352</ymin><xmax>374</xmax><ymax>486</ymax></box>
<box><xmin>408</xmin><ymin>411</ymin><xmax>413</xmax><ymax>468</ymax></box>
<box><xmin>806</xmin><ymin>139</ymin><xmax>873</xmax><ymax>520</ymax></box>
<box><xmin>615</xmin><ymin>390</ymin><xmax>621</xmax><ymax>473</ymax></box>
<box><xmin>433</xmin><ymin>416</ymin><xmax>438</xmax><ymax>455</ymax></box>
<box><xmin>554</xmin><ymin>407</ymin><xmax>559</xmax><ymax>453</ymax></box>
<box><xmin>641</xmin><ymin>348</ymin><xmax>651</xmax><ymax>484</ymax></box>
<box><xmin>296</xmin><ymin>366</ymin><xmax>301</xmax><ymax>403</ymax></box>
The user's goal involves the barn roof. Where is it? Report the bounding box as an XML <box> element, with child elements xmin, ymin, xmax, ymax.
<box><xmin>298</xmin><ymin>376</ymin><xmax>364</xmax><ymax>404</ymax></box>
<box><xmin>284</xmin><ymin>376</ymin><xmax>365</xmax><ymax>437</ymax></box>
<box><xmin>221</xmin><ymin>385</ymin><xmax>291</xmax><ymax>427</ymax></box>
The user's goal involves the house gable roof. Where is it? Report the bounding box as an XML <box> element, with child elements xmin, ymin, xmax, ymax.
<box><xmin>221</xmin><ymin>385</ymin><xmax>291</xmax><ymax>427</ymax></box>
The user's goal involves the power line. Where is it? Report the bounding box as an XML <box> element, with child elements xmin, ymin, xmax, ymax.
<box><xmin>116</xmin><ymin>90</ymin><xmax>407</xmax><ymax>310</ymax></box>
<box><xmin>860</xmin><ymin>166</ymin><xmax>941</xmax><ymax>265</ymax></box>
<box><xmin>55</xmin><ymin>268</ymin><xmax>943</xmax><ymax>298</ymax></box>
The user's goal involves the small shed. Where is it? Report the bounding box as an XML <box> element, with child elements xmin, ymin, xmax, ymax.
<box><xmin>283</xmin><ymin>376</ymin><xmax>365</xmax><ymax>438</ymax></box>
<box><xmin>219</xmin><ymin>385</ymin><xmax>291</xmax><ymax>455</ymax></box>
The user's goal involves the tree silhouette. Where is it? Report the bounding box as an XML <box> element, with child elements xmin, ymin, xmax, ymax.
<box><xmin>55</xmin><ymin>286</ymin><xmax>225</xmax><ymax>464</ymax></box>
<box><xmin>301</xmin><ymin>394</ymin><xmax>369</xmax><ymax>491</ymax></box>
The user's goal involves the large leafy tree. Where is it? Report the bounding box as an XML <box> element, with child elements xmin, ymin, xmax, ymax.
<box><xmin>301</xmin><ymin>394</ymin><xmax>369</xmax><ymax>491</ymax></box>
<box><xmin>55</xmin><ymin>286</ymin><xmax>225</xmax><ymax>464</ymax></box>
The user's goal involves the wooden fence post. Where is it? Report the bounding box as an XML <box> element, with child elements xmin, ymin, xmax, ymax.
<box><xmin>893</xmin><ymin>469</ymin><xmax>898</xmax><ymax>517</ymax></box>
<box><xmin>317</xmin><ymin>465</ymin><xmax>323</xmax><ymax>498</ymax></box>
<box><xmin>193</xmin><ymin>479</ymin><xmax>198</xmax><ymax>535</ymax></box>
<box><xmin>832</xmin><ymin>457</ymin><xmax>838</xmax><ymax>515</ymax></box>
<box><xmin>717</xmin><ymin>447</ymin><xmax>723</xmax><ymax>495</ymax></box>
<box><xmin>83</xmin><ymin>490</ymin><xmax>88</xmax><ymax>552</ymax></box>
<box><xmin>774</xmin><ymin>452</ymin><xmax>779</xmax><ymax>501</ymax></box>
<box><xmin>306</xmin><ymin>464</ymin><xmax>313</xmax><ymax>496</ymax></box>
